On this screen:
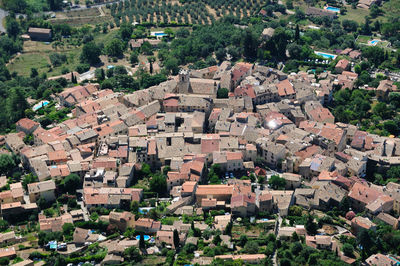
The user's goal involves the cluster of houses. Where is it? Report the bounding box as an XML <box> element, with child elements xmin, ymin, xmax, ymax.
<box><xmin>0</xmin><ymin>58</ymin><xmax>399</xmax><ymax>264</ymax></box>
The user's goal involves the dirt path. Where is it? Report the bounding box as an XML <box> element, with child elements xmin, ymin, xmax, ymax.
<box><xmin>0</xmin><ymin>8</ymin><xmax>8</xmax><ymax>33</ymax></box>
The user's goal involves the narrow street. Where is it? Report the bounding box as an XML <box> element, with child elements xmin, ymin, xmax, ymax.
<box><xmin>273</xmin><ymin>215</ymin><xmax>282</xmax><ymax>266</ymax></box>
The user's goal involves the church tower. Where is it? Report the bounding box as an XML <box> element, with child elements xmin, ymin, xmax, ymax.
<box><xmin>177</xmin><ymin>69</ymin><xmax>192</xmax><ymax>94</ymax></box>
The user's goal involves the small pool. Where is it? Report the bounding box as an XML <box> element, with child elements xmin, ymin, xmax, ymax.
<box><xmin>139</xmin><ymin>207</ymin><xmax>154</xmax><ymax>214</ymax></box>
<box><xmin>136</xmin><ymin>235</ymin><xmax>151</xmax><ymax>241</ymax></box>
<box><xmin>326</xmin><ymin>6</ymin><xmax>340</xmax><ymax>12</ymax></box>
<box><xmin>151</xmin><ymin>31</ymin><xmax>167</xmax><ymax>37</ymax></box>
<box><xmin>107</xmin><ymin>65</ymin><xmax>114</xmax><ymax>69</ymax></box>
<box><xmin>33</xmin><ymin>100</ymin><xmax>50</xmax><ymax>111</ymax></box>
<box><xmin>370</xmin><ymin>39</ymin><xmax>380</xmax><ymax>45</ymax></box>
<box><xmin>314</xmin><ymin>51</ymin><xmax>337</xmax><ymax>60</ymax></box>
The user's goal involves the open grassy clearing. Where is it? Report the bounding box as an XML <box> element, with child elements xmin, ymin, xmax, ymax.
<box><xmin>7</xmin><ymin>53</ymin><xmax>49</xmax><ymax>76</ymax></box>
<box><xmin>49</xmin><ymin>7</ymin><xmax>111</xmax><ymax>26</ymax></box>
<box><xmin>338</xmin><ymin>5</ymin><xmax>370</xmax><ymax>24</ymax></box>
<box><xmin>381</xmin><ymin>0</ymin><xmax>400</xmax><ymax>21</ymax></box>
<box><xmin>8</xmin><ymin>49</ymin><xmax>82</xmax><ymax>77</ymax></box>
<box><xmin>7</xmin><ymin>39</ymin><xmax>83</xmax><ymax>78</ymax></box>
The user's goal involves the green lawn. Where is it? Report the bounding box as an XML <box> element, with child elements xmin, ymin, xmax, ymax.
<box><xmin>381</xmin><ymin>0</ymin><xmax>400</xmax><ymax>21</ymax></box>
<box><xmin>338</xmin><ymin>6</ymin><xmax>370</xmax><ymax>24</ymax></box>
<box><xmin>7</xmin><ymin>49</ymin><xmax>81</xmax><ymax>78</ymax></box>
<box><xmin>8</xmin><ymin>53</ymin><xmax>49</xmax><ymax>76</ymax></box>
<box><xmin>25</xmin><ymin>0</ymin><xmax>48</xmax><ymax>12</ymax></box>
<box><xmin>357</xmin><ymin>35</ymin><xmax>372</xmax><ymax>44</ymax></box>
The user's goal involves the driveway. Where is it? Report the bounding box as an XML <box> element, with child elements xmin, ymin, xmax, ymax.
<box><xmin>0</xmin><ymin>8</ymin><xmax>8</xmax><ymax>33</ymax></box>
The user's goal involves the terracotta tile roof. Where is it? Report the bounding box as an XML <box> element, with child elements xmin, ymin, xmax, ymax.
<box><xmin>201</xmin><ymin>135</ymin><xmax>220</xmax><ymax>154</ymax></box>
<box><xmin>335</xmin><ymin>59</ymin><xmax>349</xmax><ymax>70</ymax></box>
<box><xmin>276</xmin><ymin>79</ymin><xmax>295</xmax><ymax>97</ymax></box>
<box><xmin>348</xmin><ymin>182</ymin><xmax>382</xmax><ymax>206</ymax></box>
<box><xmin>0</xmin><ymin>247</ymin><xmax>16</xmax><ymax>258</ymax></box>
<box><xmin>201</xmin><ymin>198</ymin><xmax>217</xmax><ymax>207</ymax></box>
<box><xmin>48</xmin><ymin>150</ymin><xmax>68</xmax><ymax>161</ymax></box>
<box><xmin>92</xmin><ymin>158</ymin><xmax>117</xmax><ymax>169</ymax></box>
<box><xmin>259</xmin><ymin>192</ymin><xmax>272</xmax><ymax>202</ymax></box>
<box><xmin>231</xmin><ymin>193</ymin><xmax>256</xmax><ymax>208</ymax></box>
<box><xmin>135</xmin><ymin>218</ymin><xmax>161</xmax><ymax>230</ymax></box>
<box><xmin>234</xmin><ymin>84</ymin><xmax>256</xmax><ymax>99</ymax></box>
<box><xmin>16</xmin><ymin>118</ymin><xmax>39</xmax><ymax>131</ymax></box>
<box><xmin>27</xmin><ymin>180</ymin><xmax>56</xmax><ymax>194</ymax></box>
<box><xmin>264</xmin><ymin>111</ymin><xmax>293</xmax><ymax>129</ymax></box>
<box><xmin>181</xmin><ymin>181</ymin><xmax>197</xmax><ymax>194</ymax></box>
<box><xmin>308</xmin><ymin>107</ymin><xmax>334</xmax><ymax>123</ymax></box>
<box><xmin>196</xmin><ymin>185</ymin><xmax>233</xmax><ymax>196</ymax></box>
<box><xmin>318</xmin><ymin>170</ymin><xmax>338</xmax><ymax>181</ymax></box>
<box><xmin>226</xmin><ymin>151</ymin><xmax>242</xmax><ymax>161</ymax></box>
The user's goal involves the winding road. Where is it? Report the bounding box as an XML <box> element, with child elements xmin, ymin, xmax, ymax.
<box><xmin>0</xmin><ymin>8</ymin><xmax>8</xmax><ymax>33</ymax></box>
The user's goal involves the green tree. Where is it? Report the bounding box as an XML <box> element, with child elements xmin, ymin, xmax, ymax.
<box><xmin>22</xmin><ymin>174</ymin><xmax>38</xmax><ymax>190</ymax></box>
<box><xmin>305</xmin><ymin>215</ymin><xmax>318</xmax><ymax>235</ymax></box>
<box><xmin>0</xmin><ymin>220</ymin><xmax>8</xmax><ymax>232</ymax></box>
<box><xmin>81</xmin><ymin>42</ymin><xmax>101</xmax><ymax>65</ymax></box>
<box><xmin>268</xmin><ymin>175</ymin><xmax>286</xmax><ymax>190</ymax></box>
<box><xmin>3</xmin><ymin>0</ymin><xmax>27</xmax><ymax>12</ymax></box>
<box><xmin>383</xmin><ymin>120</ymin><xmax>398</xmax><ymax>135</ymax></box>
<box><xmin>164</xmin><ymin>56</ymin><xmax>179</xmax><ymax>75</ymax></box>
<box><xmin>239</xmin><ymin>234</ymin><xmax>248</xmax><ymax>247</ymax></box>
<box><xmin>387</xmin><ymin>166</ymin><xmax>400</xmax><ymax>179</ymax></box>
<box><xmin>217</xmin><ymin>87</ymin><xmax>229</xmax><ymax>99</ymax></box>
<box><xmin>62</xmin><ymin>223</ymin><xmax>75</xmax><ymax>240</ymax></box>
<box><xmin>123</xmin><ymin>246</ymin><xmax>142</xmax><ymax>262</ymax></box>
<box><xmin>6</xmin><ymin>87</ymin><xmax>29</xmax><ymax>126</ymax></box>
<box><xmin>242</xmin><ymin>29</ymin><xmax>258</xmax><ymax>59</ymax></box>
<box><xmin>47</xmin><ymin>0</ymin><xmax>63</xmax><ymax>10</ymax></box>
<box><xmin>6</xmin><ymin>19</ymin><xmax>20</xmax><ymax>39</ymax></box>
<box><xmin>105</xmin><ymin>39</ymin><xmax>125</xmax><ymax>58</ymax></box>
<box><xmin>120</xmin><ymin>23</ymin><xmax>133</xmax><ymax>41</ymax></box>
<box><xmin>63</xmin><ymin>174</ymin><xmax>81</xmax><ymax>194</ymax></box>
<box><xmin>224</xmin><ymin>221</ymin><xmax>233</xmax><ymax>236</ymax></box>
<box><xmin>372</xmin><ymin>102</ymin><xmax>391</xmax><ymax>119</ymax></box>
<box><xmin>357</xmin><ymin>229</ymin><xmax>374</xmax><ymax>256</ymax></box>
<box><xmin>0</xmin><ymin>154</ymin><xmax>16</xmax><ymax>176</ymax></box>
<box><xmin>95</xmin><ymin>68</ymin><xmax>105</xmax><ymax>81</ymax></box>
<box><xmin>130</xmin><ymin>52</ymin><xmax>139</xmax><ymax>65</ymax></box>
<box><xmin>173</xmin><ymin>229</ymin><xmax>180</xmax><ymax>249</ymax></box>
<box><xmin>149</xmin><ymin>173</ymin><xmax>167</xmax><ymax>194</ymax></box>
<box><xmin>243</xmin><ymin>240</ymin><xmax>259</xmax><ymax>254</ymax></box>
<box><xmin>342</xmin><ymin>243</ymin><xmax>354</xmax><ymax>257</ymax></box>
<box><xmin>139</xmin><ymin>234</ymin><xmax>145</xmax><ymax>249</ymax></box>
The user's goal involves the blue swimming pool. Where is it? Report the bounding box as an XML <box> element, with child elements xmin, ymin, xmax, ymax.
<box><xmin>155</xmin><ymin>32</ymin><xmax>167</xmax><ymax>37</ymax></box>
<box><xmin>136</xmin><ymin>235</ymin><xmax>151</xmax><ymax>241</ymax></box>
<box><xmin>315</xmin><ymin>51</ymin><xmax>337</xmax><ymax>60</ymax></box>
<box><xmin>370</xmin><ymin>40</ymin><xmax>379</xmax><ymax>45</ymax></box>
<box><xmin>33</xmin><ymin>100</ymin><xmax>50</xmax><ymax>111</ymax></box>
<box><xmin>326</xmin><ymin>6</ymin><xmax>340</xmax><ymax>12</ymax></box>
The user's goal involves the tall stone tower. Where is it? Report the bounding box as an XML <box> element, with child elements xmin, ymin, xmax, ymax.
<box><xmin>177</xmin><ymin>69</ymin><xmax>192</xmax><ymax>94</ymax></box>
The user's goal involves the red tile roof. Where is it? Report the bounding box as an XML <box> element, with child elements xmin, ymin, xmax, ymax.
<box><xmin>16</xmin><ymin>118</ymin><xmax>39</xmax><ymax>131</ymax></box>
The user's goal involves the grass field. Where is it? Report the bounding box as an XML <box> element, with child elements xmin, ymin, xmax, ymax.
<box><xmin>356</xmin><ymin>35</ymin><xmax>390</xmax><ymax>48</ymax></box>
<box><xmin>7</xmin><ymin>45</ymin><xmax>81</xmax><ymax>78</ymax></box>
<box><xmin>8</xmin><ymin>53</ymin><xmax>49</xmax><ymax>76</ymax></box>
<box><xmin>49</xmin><ymin>7</ymin><xmax>111</xmax><ymax>26</ymax></box>
<box><xmin>381</xmin><ymin>0</ymin><xmax>400</xmax><ymax>21</ymax></box>
<box><xmin>338</xmin><ymin>5</ymin><xmax>370</xmax><ymax>24</ymax></box>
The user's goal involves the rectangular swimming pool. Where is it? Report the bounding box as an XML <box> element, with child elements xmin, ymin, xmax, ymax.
<box><xmin>33</xmin><ymin>100</ymin><xmax>50</xmax><ymax>111</ymax></box>
<box><xmin>326</xmin><ymin>6</ymin><xmax>340</xmax><ymax>12</ymax></box>
<box><xmin>314</xmin><ymin>51</ymin><xmax>337</xmax><ymax>60</ymax></box>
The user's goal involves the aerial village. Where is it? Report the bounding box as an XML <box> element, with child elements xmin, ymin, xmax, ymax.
<box><xmin>0</xmin><ymin>54</ymin><xmax>398</xmax><ymax>265</ymax></box>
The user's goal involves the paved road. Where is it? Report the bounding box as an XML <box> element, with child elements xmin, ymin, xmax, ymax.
<box><xmin>0</xmin><ymin>8</ymin><xmax>8</xmax><ymax>33</ymax></box>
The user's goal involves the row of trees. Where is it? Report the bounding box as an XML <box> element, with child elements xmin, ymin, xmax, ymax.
<box><xmin>108</xmin><ymin>0</ymin><xmax>262</xmax><ymax>26</ymax></box>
